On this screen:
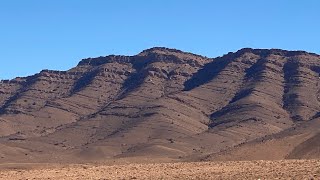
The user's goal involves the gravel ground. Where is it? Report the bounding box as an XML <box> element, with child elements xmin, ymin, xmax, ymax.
<box><xmin>0</xmin><ymin>160</ymin><xmax>319</xmax><ymax>180</ymax></box>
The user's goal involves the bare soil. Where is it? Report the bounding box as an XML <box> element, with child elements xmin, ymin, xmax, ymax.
<box><xmin>1</xmin><ymin>160</ymin><xmax>319</xmax><ymax>180</ymax></box>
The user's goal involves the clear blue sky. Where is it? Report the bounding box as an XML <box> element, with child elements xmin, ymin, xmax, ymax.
<box><xmin>1</xmin><ymin>0</ymin><xmax>319</xmax><ymax>80</ymax></box>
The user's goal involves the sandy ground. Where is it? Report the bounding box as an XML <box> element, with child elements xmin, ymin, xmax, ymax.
<box><xmin>0</xmin><ymin>160</ymin><xmax>319</xmax><ymax>180</ymax></box>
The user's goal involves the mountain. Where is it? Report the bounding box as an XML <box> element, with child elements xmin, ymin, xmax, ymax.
<box><xmin>0</xmin><ymin>47</ymin><xmax>320</xmax><ymax>163</ymax></box>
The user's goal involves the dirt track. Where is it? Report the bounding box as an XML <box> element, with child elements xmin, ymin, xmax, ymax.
<box><xmin>0</xmin><ymin>160</ymin><xmax>319</xmax><ymax>179</ymax></box>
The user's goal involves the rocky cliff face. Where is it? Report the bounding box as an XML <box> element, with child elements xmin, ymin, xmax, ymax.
<box><xmin>0</xmin><ymin>47</ymin><xmax>319</xmax><ymax>163</ymax></box>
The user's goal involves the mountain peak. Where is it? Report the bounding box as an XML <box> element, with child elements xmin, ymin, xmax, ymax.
<box><xmin>138</xmin><ymin>47</ymin><xmax>209</xmax><ymax>61</ymax></box>
<box><xmin>139</xmin><ymin>47</ymin><xmax>186</xmax><ymax>54</ymax></box>
<box><xmin>235</xmin><ymin>48</ymin><xmax>319</xmax><ymax>57</ymax></box>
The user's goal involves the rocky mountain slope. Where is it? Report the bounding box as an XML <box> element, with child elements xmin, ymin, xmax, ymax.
<box><xmin>0</xmin><ymin>47</ymin><xmax>319</xmax><ymax>163</ymax></box>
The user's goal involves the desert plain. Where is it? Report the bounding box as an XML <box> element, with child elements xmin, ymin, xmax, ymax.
<box><xmin>0</xmin><ymin>159</ymin><xmax>319</xmax><ymax>179</ymax></box>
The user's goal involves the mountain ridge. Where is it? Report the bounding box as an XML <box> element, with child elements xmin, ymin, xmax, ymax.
<box><xmin>2</xmin><ymin>47</ymin><xmax>319</xmax><ymax>82</ymax></box>
<box><xmin>0</xmin><ymin>47</ymin><xmax>319</xmax><ymax>163</ymax></box>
